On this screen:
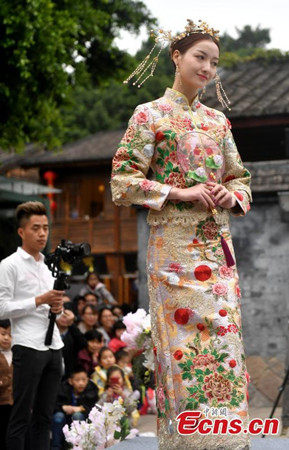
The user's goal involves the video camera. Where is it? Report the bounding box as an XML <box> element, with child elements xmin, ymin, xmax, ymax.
<box><xmin>44</xmin><ymin>239</ymin><xmax>91</xmax><ymax>345</ymax></box>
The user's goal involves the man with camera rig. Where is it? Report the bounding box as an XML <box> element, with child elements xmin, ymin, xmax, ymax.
<box><xmin>0</xmin><ymin>201</ymin><xmax>65</xmax><ymax>450</ymax></box>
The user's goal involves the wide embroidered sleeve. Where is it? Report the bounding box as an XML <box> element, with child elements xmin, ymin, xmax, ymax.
<box><xmin>110</xmin><ymin>104</ymin><xmax>172</xmax><ymax>210</ymax></box>
<box><xmin>221</xmin><ymin>117</ymin><xmax>252</xmax><ymax>216</ymax></box>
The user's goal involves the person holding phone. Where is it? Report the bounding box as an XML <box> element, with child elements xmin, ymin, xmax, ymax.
<box><xmin>98</xmin><ymin>365</ymin><xmax>140</xmax><ymax>426</ymax></box>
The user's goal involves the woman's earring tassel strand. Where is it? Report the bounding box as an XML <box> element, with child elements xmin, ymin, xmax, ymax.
<box><xmin>215</xmin><ymin>73</ymin><xmax>231</xmax><ymax>110</ymax></box>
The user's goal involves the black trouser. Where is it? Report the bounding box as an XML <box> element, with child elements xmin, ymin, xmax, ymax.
<box><xmin>6</xmin><ymin>345</ymin><xmax>62</xmax><ymax>450</ymax></box>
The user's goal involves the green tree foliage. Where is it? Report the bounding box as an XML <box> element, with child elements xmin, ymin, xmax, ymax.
<box><xmin>0</xmin><ymin>0</ymin><xmax>155</xmax><ymax>150</ymax></box>
<box><xmin>220</xmin><ymin>25</ymin><xmax>270</xmax><ymax>55</ymax></box>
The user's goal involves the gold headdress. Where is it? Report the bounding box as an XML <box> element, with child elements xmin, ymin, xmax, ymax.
<box><xmin>124</xmin><ymin>19</ymin><xmax>230</xmax><ymax>110</ymax></box>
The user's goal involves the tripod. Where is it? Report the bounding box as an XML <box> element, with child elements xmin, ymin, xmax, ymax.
<box><xmin>261</xmin><ymin>363</ymin><xmax>289</xmax><ymax>438</ymax></box>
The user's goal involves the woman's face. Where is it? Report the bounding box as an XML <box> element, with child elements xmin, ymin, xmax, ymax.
<box><xmin>87</xmin><ymin>339</ymin><xmax>103</xmax><ymax>354</ymax></box>
<box><xmin>82</xmin><ymin>307</ymin><xmax>98</xmax><ymax>327</ymax></box>
<box><xmin>100</xmin><ymin>310</ymin><xmax>114</xmax><ymax>329</ymax></box>
<box><xmin>100</xmin><ymin>350</ymin><xmax>116</xmax><ymax>369</ymax></box>
<box><xmin>174</xmin><ymin>39</ymin><xmax>219</xmax><ymax>92</ymax></box>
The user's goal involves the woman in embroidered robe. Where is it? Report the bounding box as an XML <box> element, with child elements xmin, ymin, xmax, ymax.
<box><xmin>111</xmin><ymin>23</ymin><xmax>252</xmax><ymax>450</ymax></box>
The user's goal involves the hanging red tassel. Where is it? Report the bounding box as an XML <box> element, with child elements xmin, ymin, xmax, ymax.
<box><xmin>221</xmin><ymin>236</ymin><xmax>235</xmax><ymax>267</ymax></box>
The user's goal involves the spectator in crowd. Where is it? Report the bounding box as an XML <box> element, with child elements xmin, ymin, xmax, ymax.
<box><xmin>77</xmin><ymin>304</ymin><xmax>99</xmax><ymax>334</ymax></box>
<box><xmin>97</xmin><ymin>307</ymin><xmax>115</xmax><ymax>345</ymax></box>
<box><xmin>56</xmin><ymin>306</ymin><xmax>87</xmax><ymax>380</ymax></box>
<box><xmin>83</xmin><ymin>292</ymin><xmax>99</xmax><ymax>307</ymax></box>
<box><xmin>77</xmin><ymin>329</ymin><xmax>104</xmax><ymax>376</ymax></box>
<box><xmin>115</xmin><ymin>349</ymin><xmax>132</xmax><ymax>378</ymax></box>
<box><xmin>91</xmin><ymin>347</ymin><xmax>116</xmax><ymax>395</ymax></box>
<box><xmin>0</xmin><ymin>320</ymin><xmax>13</xmax><ymax>450</ymax></box>
<box><xmin>111</xmin><ymin>304</ymin><xmax>124</xmax><ymax>320</ymax></box>
<box><xmin>51</xmin><ymin>366</ymin><xmax>98</xmax><ymax>450</ymax></box>
<box><xmin>79</xmin><ymin>272</ymin><xmax>117</xmax><ymax>305</ymax></box>
<box><xmin>108</xmin><ymin>320</ymin><xmax>127</xmax><ymax>353</ymax></box>
<box><xmin>72</xmin><ymin>295</ymin><xmax>86</xmax><ymax>323</ymax></box>
<box><xmin>98</xmin><ymin>365</ymin><xmax>140</xmax><ymax>427</ymax></box>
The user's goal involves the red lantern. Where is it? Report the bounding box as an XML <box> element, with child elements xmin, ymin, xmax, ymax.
<box><xmin>43</xmin><ymin>171</ymin><xmax>57</xmax><ymax>184</ymax></box>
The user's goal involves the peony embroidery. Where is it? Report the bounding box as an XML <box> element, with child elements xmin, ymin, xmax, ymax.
<box><xmin>134</xmin><ymin>110</ymin><xmax>149</xmax><ymax>124</ymax></box>
<box><xmin>219</xmin><ymin>265</ymin><xmax>234</xmax><ymax>279</ymax></box>
<box><xmin>140</xmin><ymin>179</ymin><xmax>155</xmax><ymax>191</ymax></box>
<box><xmin>212</xmin><ymin>283</ymin><xmax>228</xmax><ymax>296</ymax></box>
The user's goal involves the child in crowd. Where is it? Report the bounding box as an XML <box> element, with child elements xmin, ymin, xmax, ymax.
<box><xmin>78</xmin><ymin>329</ymin><xmax>104</xmax><ymax>376</ymax></box>
<box><xmin>79</xmin><ymin>272</ymin><xmax>116</xmax><ymax>305</ymax></box>
<box><xmin>51</xmin><ymin>366</ymin><xmax>98</xmax><ymax>450</ymax></box>
<box><xmin>111</xmin><ymin>304</ymin><xmax>123</xmax><ymax>320</ymax></box>
<box><xmin>91</xmin><ymin>346</ymin><xmax>116</xmax><ymax>395</ymax></box>
<box><xmin>108</xmin><ymin>320</ymin><xmax>127</xmax><ymax>353</ymax></box>
<box><xmin>0</xmin><ymin>320</ymin><xmax>13</xmax><ymax>450</ymax></box>
<box><xmin>56</xmin><ymin>305</ymin><xmax>87</xmax><ymax>380</ymax></box>
<box><xmin>99</xmin><ymin>365</ymin><xmax>140</xmax><ymax>427</ymax></box>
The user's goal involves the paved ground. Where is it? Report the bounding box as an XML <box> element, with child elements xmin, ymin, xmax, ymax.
<box><xmin>110</xmin><ymin>407</ymin><xmax>289</xmax><ymax>449</ymax></box>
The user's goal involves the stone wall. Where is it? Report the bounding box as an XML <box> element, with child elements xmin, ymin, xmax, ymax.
<box><xmin>231</xmin><ymin>195</ymin><xmax>289</xmax><ymax>407</ymax></box>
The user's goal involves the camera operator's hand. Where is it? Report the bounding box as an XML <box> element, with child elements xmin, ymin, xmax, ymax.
<box><xmin>35</xmin><ymin>289</ymin><xmax>65</xmax><ymax>313</ymax></box>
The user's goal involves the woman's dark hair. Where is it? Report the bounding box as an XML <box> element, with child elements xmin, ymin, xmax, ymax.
<box><xmin>105</xmin><ymin>365</ymin><xmax>125</xmax><ymax>388</ymax></box>
<box><xmin>170</xmin><ymin>33</ymin><xmax>220</xmax><ymax>69</ymax></box>
<box><xmin>98</xmin><ymin>346</ymin><xmax>115</xmax><ymax>364</ymax></box>
<box><xmin>84</xmin><ymin>329</ymin><xmax>103</xmax><ymax>342</ymax></box>
<box><xmin>98</xmin><ymin>306</ymin><xmax>112</xmax><ymax>326</ymax></box>
<box><xmin>82</xmin><ymin>304</ymin><xmax>98</xmax><ymax>316</ymax></box>
<box><xmin>111</xmin><ymin>320</ymin><xmax>126</xmax><ymax>338</ymax></box>
<box><xmin>111</xmin><ymin>304</ymin><xmax>123</xmax><ymax>314</ymax></box>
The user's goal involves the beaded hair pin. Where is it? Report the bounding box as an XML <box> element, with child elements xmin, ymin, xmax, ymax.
<box><xmin>123</xmin><ymin>19</ymin><xmax>230</xmax><ymax>110</ymax></box>
<box><xmin>123</xmin><ymin>19</ymin><xmax>219</xmax><ymax>88</ymax></box>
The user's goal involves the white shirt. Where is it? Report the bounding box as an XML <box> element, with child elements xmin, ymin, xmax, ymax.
<box><xmin>0</xmin><ymin>247</ymin><xmax>63</xmax><ymax>351</ymax></box>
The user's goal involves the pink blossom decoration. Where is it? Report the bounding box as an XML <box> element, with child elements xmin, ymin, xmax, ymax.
<box><xmin>212</xmin><ymin>283</ymin><xmax>228</xmax><ymax>296</ymax></box>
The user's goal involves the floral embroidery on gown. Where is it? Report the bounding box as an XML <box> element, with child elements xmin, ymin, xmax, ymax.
<box><xmin>111</xmin><ymin>88</ymin><xmax>252</xmax><ymax>449</ymax></box>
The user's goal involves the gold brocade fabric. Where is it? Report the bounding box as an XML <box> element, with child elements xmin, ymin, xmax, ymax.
<box><xmin>111</xmin><ymin>88</ymin><xmax>252</xmax><ymax>449</ymax></box>
<box><xmin>148</xmin><ymin>221</ymin><xmax>250</xmax><ymax>449</ymax></box>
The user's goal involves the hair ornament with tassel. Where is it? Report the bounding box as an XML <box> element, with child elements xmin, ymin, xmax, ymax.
<box><xmin>123</xmin><ymin>19</ymin><xmax>230</xmax><ymax>110</ymax></box>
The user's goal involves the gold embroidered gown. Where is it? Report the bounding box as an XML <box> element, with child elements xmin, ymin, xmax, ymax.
<box><xmin>111</xmin><ymin>88</ymin><xmax>252</xmax><ymax>449</ymax></box>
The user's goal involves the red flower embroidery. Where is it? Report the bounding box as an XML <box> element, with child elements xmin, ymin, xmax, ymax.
<box><xmin>202</xmin><ymin>220</ymin><xmax>218</xmax><ymax>240</ymax></box>
<box><xmin>169</xmin><ymin>262</ymin><xmax>184</xmax><ymax>274</ymax></box>
<box><xmin>194</xmin><ymin>265</ymin><xmax>212</xmax><ymax>282</ymax></box>
<box><xmin>219</xmin><ymin>309</ymin><xmax>227</xmax><ymax>317</ymax></box>
<box><xmin>235</xmin><ymin>284</ymin><xmax>241</xmax><ymax>298</ymax></box>
<box><xmin>200</xmin><ymin>123</ymin><xmax>209</xmax><ymax>131</ymax></box>
<box><xmin>234</xmin><ymin>191</ymin><xmax>244</xmax><ymax>202</ymax></box>
<box><xmin>197</xmin><ymin>323</ymin><xmax>205</xmax><ymax>331</ymax></box>
<box><xmin>174</xmin><ymin>308</ymin><xmax>192</xmax><ymax>325</ymax></box>
<box><xmin>134</xmin><ymin>110</ymin><xmax>149</xmax><ymax>124</ymax></box>
<box><xmin>229</xmin><ymin>359</ymin><xmax>237</xmax><ymax>368</ymax></box>
<box><xmin>173</xmin><ymin>350</ymin><xmax>183</xmax><ymax>360</ymax></box>
<box><xmin>192</xmin><ymin>354</ymin><xmax>219</xmax><ymax>371</ymax></box>
<box><xmin>226</xmin><ymin>119</ymin><xmax>232</xmax><ymax>129</ymax></box>
<box><xmin>212</xmin><ymin>283</ymin><xmax>228</xmax><ymax>296</ymax></box>
<box><xmin>217</xmin><ymin>326</ymin><xmax>227</xmax><ymax>336</ymax></box>
<box><xmin>224</xmin><ymin>175</ymin><xmax>236</xmax><ymax>182</ymax></box>
<box><xmin>140</xmin><ymin>179</ymin><xmax>155</xmax><ymax>191</ymax></box>
<box><xmin>156</xmin><ymin>131</ymin><xmax>165</xmax><ymax>142</ymax></box>
<box><xmin>164</xmin><ymin>172</ymin><xmax>186</xmax><ymax>188</ymax></box>
<box><xmin>227</xmin><ymin>324</ymin><xmax>238</xmax><ymax>333</ymax></box>
<box><xmin>219</xmin><ymin>265</ymin><xmax>234</xmax><ymax>279</ymax></box>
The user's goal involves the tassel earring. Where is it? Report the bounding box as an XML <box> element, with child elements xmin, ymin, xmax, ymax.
<box><xmin>175</xmin><ymin>65</ymin><xmax>182</xmax><ymax>86</ymax></box>
<box><xmin>215</xmin><ymin>73</ymin><xmax>231</xmax><ymax>110</ymax></box>
<box><xmin>199</xmin><ymin>86</ymin><xmax>206</xmax><ymax>100</ymax></box>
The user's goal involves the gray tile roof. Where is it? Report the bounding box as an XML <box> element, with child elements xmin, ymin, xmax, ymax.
<box><xmin>204</xmin><ymin>59</ymin><xmax>289</xmax><ymax>117</ymax></box>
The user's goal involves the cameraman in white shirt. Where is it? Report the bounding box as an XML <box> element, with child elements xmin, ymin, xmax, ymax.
<box><xmin>0</xmin><ymin>201</ymin><xmax>64</xmax><ymax>450</ymax></box>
